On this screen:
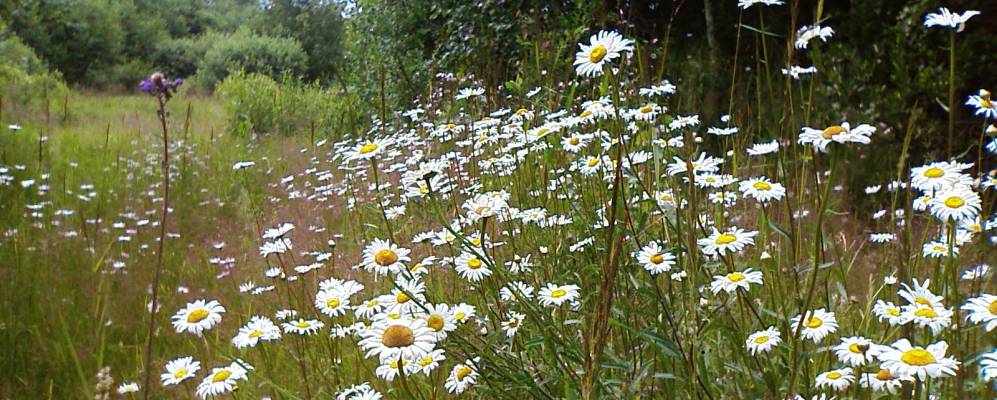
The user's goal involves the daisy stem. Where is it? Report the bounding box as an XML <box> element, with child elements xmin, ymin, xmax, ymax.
<box><xmin>946</xmin><ymin>30</ymin><xmax>956</xmax><ymax>158</ymax></box>
<box><xmin>787</xmin><ymin>148</ymin><xmax>838</xmax><ymax>395</ymax></box>
<box><xmin>369</xmin><ymin>158</ymin><xmax>396</xmax><ymax>243</ymax></box>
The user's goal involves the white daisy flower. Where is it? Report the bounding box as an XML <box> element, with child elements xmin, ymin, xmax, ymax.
<box><xmin>790</xmin><ymin>308</ymin><xmax>838</xmax><ymax>343</ymax></box>
<box><xmin>928</xmin><ymin>185</ymin><xmax>981</xmax><ymax>222</ymax></box>
<box><xmin>347</xmin><ymin>137</ymin><xmax>393</xmax><ymax>162</ymax></box>
<box><xmin>709</xmin><ymin>268</ymin><xmax>763</xmax><ymax>294</ymax></box>
<box><xmin>361</xmin><ymin>238</ymin><xmax>411</xmax><ymax>275</ymax></box>
<box><xmin>747</xmin><ymin>140</ymin><xmax>779</xmax><ymax>156</ymax></box>
<box><xmin>873</xmin><ymin>300</ymin><xmax>905</xmax><ymax>326</ymax></box>
<box><xmin>161</xmin><ymin>356</ymin><xmax>200</xmax><ymax>386</ymax></box>
<box><xmin>445</xmin><ymin>359</ymin><xmax>480</xmax><ymax>394</ymax></box>
<box><xmin>833</xmin><ymin>336</ymin><xmax>881</xmax><ymax>367</ymax></box>
<box><xmin>738</xmin><ymin>177</ymin><xmax>786</xmax><ymax>203</ymax></box>
<box><xmin>171</xmin><ymin>299</ymin><xmax>225</xmax><ymax>336</ymax></box>
<box><xmin>420</xmin><ymin>303</ymin><xmax>457</xmax><ymax>340</ymax></box>
<box><xmin>358</xmin><ymin>317</ymin><xmax>438</xmax><ymax>363</ymax></box>
<box><xmin>573</xmin><ymin>30</ymin><xmax>634</xmax><ymax>77</ymax></box>
<box><xmin>815</xmin><ymin>367</ymin><xmax>854</xmax><ymax>391</ymax></box>
<box><xmin>923</xmin><ymin>8</ymin><xmax>980</xmax><ymax>32</ymax></box>
<box><xmin>877</xmin><ymin>339</ymin><xmax>960</xmax><ymax>380</ymax></box>
<box><xmin>232</xmin><ymin>316</ymin><xmax>281</xmax><ymax>349</ymax></box>
<box><xmin>798</xmin><ymin>121</ymin><xmax>875</xmax><ymax>152</ymax></box>
<box><xmin>634</xmin><ymin>242</ymin><xmax>676</xmax><ymax>275</ymax></box>
<box><xmin>453</xmin><ymin>252</ymin><xmax>492</xmax><ymax>282</ymax></box>
<box><xmin>859</xmin><ymin>368</ymin><xmax>912</xmax><ymax>394</ymax></box>
<box><xmin>538</xmin><ymin>283</ymin><xmax>580</xmax><ymax>307</ymax></box>
<box><xmin>795</xmin><ymin>24</ymin><xmax>834</xmax><ymax>49</ymax></box>
<box><xmin>961</xmin><ymin>294</ymin><xmax>997</xmax><ymax>331</ymax></box>
<box><xmin>282</xmin><ymin>318</ymin><xmax>325</xmax><ymax>335</ymax></box>
<box><xmin>698</xmin><ymin>227</ymin><xmax>758</xmax><ymax>256</ymax></box>
<box><xmin>745</xmin><ymin>326</ymin><xmax>781</xmax><ymax>355</ymax></box>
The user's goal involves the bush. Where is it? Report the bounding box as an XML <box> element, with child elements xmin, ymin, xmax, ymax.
<box><xmin>197</xmin><ymin>32</ymin><xmax>308</xmax><ymax>88</ymax></box>
<box><xmin>150</xmin><ymin>37</ymin><xmax>210</xmax><ymax>80</ymax></box>
<box><xmin>216</xmin><ymin>71</ymin><xmax>362</xmax><ymax>138</ymax></box>
<box><xmin>0</xmin><ymin>32</ymin><xmax>67</xmax><ymax>114</ymax></box>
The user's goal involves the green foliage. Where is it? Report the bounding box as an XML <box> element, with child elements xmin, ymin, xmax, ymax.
<box><xmin>196</xmin><ymin>32</ymin><xmax>308</xmax><ymax>88</ymax></box>
<box><xmin>150</xmin><ymin>36</ymin><xmax>210</xmax><ymax>80</ymax></box>
<box><xmin>0</xmin><ymin>29</ymin><xmax>67</xmax><ymax>112</ymax></box>
<box><xmin>258</xmin><ymin>0</ymin><xmax>347</xmax><ymax>82</ymax></box>
<box><xmin>216</xmin><ymin>71</ymin><xmax>361</xmax><ymax>137</ymax></box>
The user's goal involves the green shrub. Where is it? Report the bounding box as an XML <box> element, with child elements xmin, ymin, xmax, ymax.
<box><xmin>197</xmin><ymin>32</ymin><xmax>308</xmax><ymax>88</ymax></box>
<box><xmin>151</xmin><ymin>37</ymin><xmax>210</xmax><ymax>80</ymax></box>
<box><xmin>0</xmin><ymin>32</ymin><xmax>67</xmax><ymax>115</ymax></box>
<box><xmin>216</xmin><ymin>71</ymin><xmax>362</xmax><ymax>138</ymax></box>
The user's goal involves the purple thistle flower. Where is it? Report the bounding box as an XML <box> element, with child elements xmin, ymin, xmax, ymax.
<box><xmin>138</xmin><ymin>79</ymin><xmax>155</xmax><ymax>93</ymax></box>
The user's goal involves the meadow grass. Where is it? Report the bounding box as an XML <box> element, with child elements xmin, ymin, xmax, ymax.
<box><xmin>2</xmin><ymin>7</ymin><xmax>996</xmax><ymax>400</ymax></box>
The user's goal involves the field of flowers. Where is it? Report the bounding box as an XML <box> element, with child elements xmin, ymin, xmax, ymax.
<box><xmin>1</xmin><ymin>4</ymin><xmax>996</xmax><ymax>400</ymax></box>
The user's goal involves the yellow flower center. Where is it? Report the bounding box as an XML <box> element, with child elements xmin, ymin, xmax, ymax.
<box><xmin>900</xmin><ymin>349</ymin><xmax>936</xmax><ymax>366</ymax></box>
<box><xmin>187</xmin><ymin>309</ymin><xmax>209</xmax><ymax>323</ymax></box>
<box><xmin>848</xmin><ymin>343</ymin><xmax>862</xmax><ymax>353</ymax></box>
<box><xmin>944</xmin><ymin>196</ymin><xmax>965</xmax><ymax>208</ymax></box>
<box><xmin>249</xmin><ymin>330</ymin><xmax>263</xmax><ymax>338</ymax></box>
<box><xmin>587</xmin><ymin>158</ymin><xmax>600</xmax><ymax>167</ymax></box>
<box><xmin>915</xmin><ymin>297</ymin><xmax>933</xmax><ymax>306</ymax></box>
<box><xmin>727</xmin><ymin>272</ymin><xmax>746</xmax><ymax>282</ymax></box>
<box><xmin>418</xmin><ymin>357</ymin><xmax>434</xmax><ymax>367</ymax></box>
<box><xmin>550</xmin><ymin>288</ymin><xmax>567</xmax><ymax>298</ymax></box>
<box><xmin>212</xmin><ymin>370</ymin><xmax>232</xmax><ymax>383</ymax></box>
<box><xmin>640</xmin><ymin>105</ymin><xmax>654</xmax><ymax>114</ymax></box>
<box><xmin>326</xmin><ymin>299</ymin><xmax>340</xmax><ymax>309</ymax></box>
<box><xmin>753</xmin><ymin>335</ymin><xmax>769</xmax><ymax>344</ymax></box>
<box><xmin>390</xmin><ymin>359</ymin><xmax>407</xmax><ymax>369</ymax></box>
<box><xmin>427</xmin><ymin>315</ymin><xmax>445</xmax><ymax>331</ymax></box>
<box><xmin>826</xmin><ymin>372</ymin><xmax>842</xmax><ymax>380</ymax></box>
<box><xmin>914</xmin><ymin>307</ymin><xmax>938</xmax><ymax>318</ymax></box>
<box><xmin>805</xmin><ymin>317</ymin><xmax>823</xmax><ymax>329</ymax></box>
<box><xmin>381</xmin><ymin>325</ymin><xmax>416</xmax><ymax>347</ymax></box>
<box><xmin>515</xmin><ymin>108</ymin><xmax>528</xmax><ymax>115</ymax></box>
<box><xmin>569</xmin><ymin>137</ymin><xmax>581</xmax><ymax>145</ymax></box>
<box><xmin>887</xmin><ymin>308</ymin><xmax>900</xmax><ymax>317</ymax></box>
<box><xmin>649</xmin><ymin>254</ymin><xmax>665</xmax><ymax>264</ymax></box>
<box><xmin>474</xmin><ymin>206</ymin><xmax>491</xmax><ymax>216</ymax></box>
<box><xmin>445</xmin><ymin>123</ymin><xmax>456</xmax><ymax>129</ymax></box>
<box><xmin>174</xmin><ymin>369</ymin><xmax>188</xmax><ymax>379</ymax></box>
<box><xmin>589</xmin><ymin>45</ymin><xmax>608</xmax><ymax>63</ymax></box>
<box><xmin>374</xmin><ymin>249</ymin><xmax>398</xmax><ymax>266</ymax></box>
<box><xmin>753</xmin><ymin>181</ymin><xmax>772</xmax><ymax>191</ymax></box>
<box><xmin>715</xmin><ymin>234</ymin><xmax>737</xmax><ymax>245</ymax></box>
<box><xmin>395</xmin><ymin>292</ymin><xmax>410</xmax><ymax>304</ymax></box>
<box><xmin>467</xmin><ymin>258</ymin><xmax>483</xmax><ymax>269</ymax></box>
<box><xmin>579</xmin><ymin>110</ymin><xmax>593</xmax><ymax>118</ymax></box>
<box><xmin>923</xmin><ymin>167</ymin><xmax>945</xmax><ymax>178</ymax></box>
<box><xmin>875</xmin><ymin>369</ymin><xmax>893</xmax><ymax>381</ymax></box>
<box><xmin>821</xmin><ymin>125</ymin><xmax>847</xmax><ymax>139</ymax></box>
<box><xmin>359</xmin><ymin>143</ymin><xmax>378</xmax><ymax>155</ymax></box>
<box><xmin>456</xmin><ymin>366</ymin><xmax>473</xmax><ymax>381</ymax></box>
<box><xmin>989</xmin><ymin>300</ymin><xmax>997</xmax><ymax>315</ymax></box>
<box><xmin>294</xmin><ymin>321</ymin><xmax>311</xmax><ymax>329</ymax></box>
<box><xmin>455</xmin><ymin>312</ymin><xmax>466</xmax><ymax>321</ymax></box>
